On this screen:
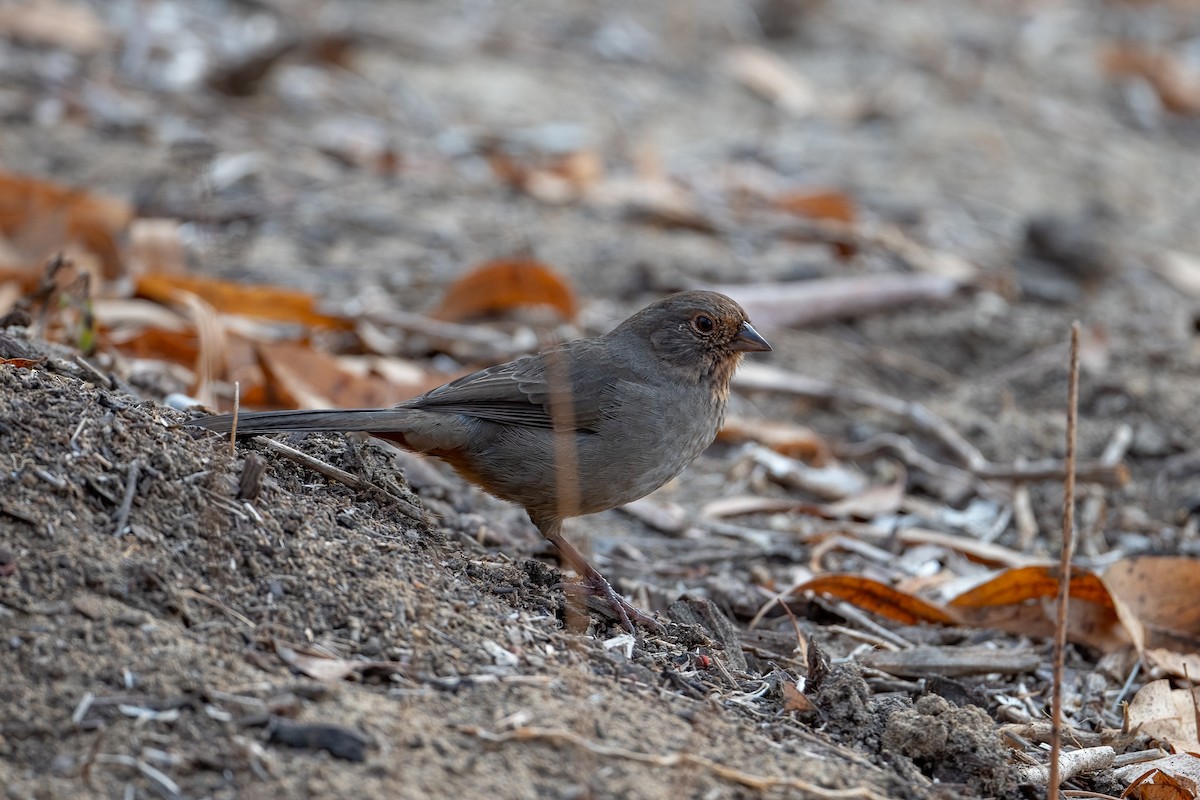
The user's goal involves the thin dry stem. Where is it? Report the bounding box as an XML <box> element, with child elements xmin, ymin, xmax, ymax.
<box><xmin>1049</xmin><ymin>321</ymin><xmax>1081</xmax><ymax>800</ymax></box>
<box><xmin>229</xmin><ymin>379</ymin><xmax>240</xmax><ymax>455</ymax></box>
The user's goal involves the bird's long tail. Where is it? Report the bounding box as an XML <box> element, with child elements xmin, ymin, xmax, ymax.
<box><xmin>189</xmin><ymin>408</ymin><xmax>409</xmax><ymax>437</ymax></box>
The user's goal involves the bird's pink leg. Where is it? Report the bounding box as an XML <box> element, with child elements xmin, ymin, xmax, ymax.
<box><xmin>542</xmin><ymin>524</ymin><xmax>665</xmax><ymax>635</ymax></box>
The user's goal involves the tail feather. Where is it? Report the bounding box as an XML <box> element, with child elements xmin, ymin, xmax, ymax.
<box><xmin>190</xmin><ymin>408</ymin><xmax>407</xmax><ymax>437</ymax></box>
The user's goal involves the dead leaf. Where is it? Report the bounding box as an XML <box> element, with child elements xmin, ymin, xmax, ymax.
<box><xmin>775</xmin><ymin>189</ymin><xmax>858</xmax><ymax>257</ymax></box>
<box><xmin>775</xmin><ymin>189</ymin><xmax>856</xmax><ymax>224</ymax></box>
<box><xmin>743</xmin><ymin>445</ymin><xmax>868</xmax><ymax>501</ymax></box>
<box><xmin>108</xmin><ymin>327</ymin><xmax>201</xmax><ymax>366</ymax></box>
<box><xmin>1119</xmin><ymin>754</ymin><xmax>1200</xmax><ymax>799</ymax></box>
<box><xmin>948</xmin><ymin>566</ymin><xmax>1115</xmax><ymax>609</ymax></box>
<box><xmin>1147</xmin><ymin>650</ymin><xmax>1200</xmax><ymax>683</ymax></box>
<box><xmin>0</xmin><ymin>356</ymin><xmax>44</xmax><ymax>368</ymax></box>
<box><xmin>431</xmin><ymin>260</ymin><xmax>577</xmax><ymax>322</ymax></box>
<box><xmin>257</xmin><ymin>341</ymin><xmax>434</xmax><ymax>410</ymax></box>
<box><xmin>136</xmin><ymin>274</ymin><xmax>352</xmax><ymax>329</ymax></box>
<box><xmin>786</xmin><ymin>574</ymin><xmax>960</xmax><ymax>626</ymax></box>
<box><xmin>950</xmin><ymin>598</ymin><xmax>1130</xmax><ymax>653</ymax></box>
<box><xmin>948</xmin><ymin>565</ymin><xmax>1134</xmax><ymax>652</ymax></box>
<box><xmin>781</xmin><ymin>680</ymin><xmax>818</xmax><ymax>714</ymax></box>
<box><xmin>1127</xmin><ymin>679</ymin><xmax>1200</xmax><ymax>753</ymax></box>
<box><xmin>1123</xmin><ymin>768</ymin><xmax>1198</xmax><ymax>800</ymax></box>
<box><xmin>1102</xmin><ymin>556</ymin><xmax>1200</xmax><ymax>670</ymax></box>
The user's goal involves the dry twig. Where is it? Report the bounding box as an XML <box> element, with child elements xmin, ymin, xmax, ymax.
<box><xmin>253</xmin><ymin>436</ymin><xmax>427</xmax><ymax>526</ymax></box>
<box><xmin>1049</xmin><ymin>322</ymin><xmax>1081</xmax><ymax>800</ymax></box>
<box><xmin>112</xmin><ymin>458</ymin><xmax>140</xmax><ymax>536</ymax></box>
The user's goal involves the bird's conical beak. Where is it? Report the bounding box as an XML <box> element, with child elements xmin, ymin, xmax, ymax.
<box><xmin>731</xmin><ymin>321</ymin><xmax>771</xmax><ymax>352</ymax></box>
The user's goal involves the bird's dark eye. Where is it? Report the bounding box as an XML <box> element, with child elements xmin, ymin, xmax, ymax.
<box><xmin>691</xmin><ymin>313</ymin><xmax>715</xmax><ymax>334</ymax></box>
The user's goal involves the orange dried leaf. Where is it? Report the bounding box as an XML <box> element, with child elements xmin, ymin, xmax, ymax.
<box><xmin>1122</xmin><ymin>756</ymin><xmax>1200</xmax><ymax>800</ymax></box>
<box><xmin>136</xmin><ymin>274</ymin><xmax>352</xmax><ymax>329</ymax></box>
<box><xmin>110</xmin><ymin>327</ymin><xmax>201</xmax><ymax>365</ymax></box>
<box><xmin>787</xmin><ymin>574</ymin><xmax>959</xmax><ymax>626</ymax></box>
<box><xmin>948</xmin><ymin>565</ymin><xmax>1114</xmax><ymax>609</ymax></box>
<box><xmin>951</xmin><ymin>599</ymin><xmax>1129</xmax><ymax>653</ymax></box>
<box><xmin>432</xmin><ymin>260</ymin><xmax>577</xmax><ymax>322</ymax></box>
<box><xmin>0</xmin><ymin>356</ymin><xmax>44</xmax><ymax>368</ymax></box>
<box><xmin>775</xmin><ymin>189</ymin><xmax>856</xmax><ymax>223</ymax></box>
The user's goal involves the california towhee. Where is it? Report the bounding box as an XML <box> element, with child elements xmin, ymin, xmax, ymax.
<box><xmin>191</xmin><ymin>290</ymin><xmax>771</xmax><ymax>633</ymax></box>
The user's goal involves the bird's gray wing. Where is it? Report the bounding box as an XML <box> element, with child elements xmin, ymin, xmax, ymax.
<box><xmin>404</xmin><ymin>340</ymin><xmax>638</xmax><ymax>432</ymax></box>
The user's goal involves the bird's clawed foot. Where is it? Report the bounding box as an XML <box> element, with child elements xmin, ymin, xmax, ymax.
<box><xmin>561</xmin><ymin>571</ymin><xmax>666</xmax><ymax>636</ymax></box>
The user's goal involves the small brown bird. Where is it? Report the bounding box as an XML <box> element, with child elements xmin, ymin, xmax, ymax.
<box><xmin>191</xmin><ymin>290</ymin><xmax>771</xmax><ymax>633</ymax></box>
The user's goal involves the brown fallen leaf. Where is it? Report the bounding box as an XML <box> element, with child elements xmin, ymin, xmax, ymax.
<box><xmin>947</xmin><ymin>565</ymin><xmax>1134</xmax><ymax>652</ymax></box>
<box><xmin>0</xmin><ymin>356</ymin><xmax>44</xmax><ymax>368</ymax></box>
<box><xmin>136</xmin><ymin>274</ymin><xmax>353</xmax><ymax>329</ymax></box>
<box><xmin>432</xmin><ymin>259</ymin><xmax>577</xmax><ymax>322</ymax></box>
<box><xmin>780</xmin><ymin>680</ymin><xmax>818</xmax><ymax>715</ymax></box>
<box><xmin>775</xmin><ymin>189</ymin><xmax>856</xmax><ymax>224</ymax></box>
<box><xmin>1127</xmin><ymin>679</ymin><xmax>1200</xmax><ymax>754</ymax></box>
<box><xmin>1119</xmin><ymin>754</ymin><xmax>1200</xmax><ymax>800</ymax></box>
<box><xmin>775</xmin><ymin>189</ymin><xmax>857</xmax><ymax>257</ymax></box>
<box><xmin>1123</xmin><ymin>767</ymin><xmax>1197</xmax><ymax>800</ymax></box>
<box><xmin>786</xmin><ymin>574</ymin><xmax>960</xmax><ymax>626</ymax></box>
<box><xmin>1103</xmin><ymin>555</ymin><xmax>1200</xmax><ymax>677</ymax></box>
<box><xmin>948</xmin><ymin>566</ymin><xmax>1115</xmax><ymax>610</ymax></box>
<box><xmin>257</xmin><ymin>341</ymin><xmax>439</xmax><ymax>411</ymax></box>
<box><xmin>950</xmin><ymin>597</ymin><xmax>1130</xmax><ymax>653</ymax></box>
